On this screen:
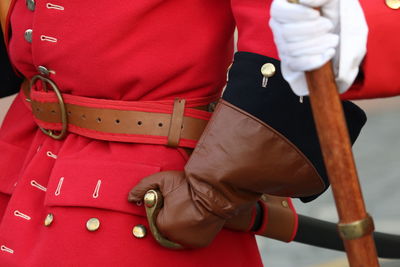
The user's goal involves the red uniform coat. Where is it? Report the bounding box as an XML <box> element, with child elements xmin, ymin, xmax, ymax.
<box><xmin>0</xmin><ymin>0</ymin><xmax>398</xmax><ymax>266</ymax></box>
<box><xmin>0</xmin><ymin>0</ymin><xmax>258</xmax><ymax>266</ymax></box>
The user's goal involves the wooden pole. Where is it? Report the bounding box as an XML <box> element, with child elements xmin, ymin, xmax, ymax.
<box><xmin>0</xmin><ymin>0</ymin><xmax>12</xmax><ymax>36</ymax></box>
<box><xmin>306</xmin><ymin>62</ymin><xmax>379</xmax><ymax>267</ymax></box>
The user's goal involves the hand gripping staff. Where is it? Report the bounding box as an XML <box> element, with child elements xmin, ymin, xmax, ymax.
<box><xmin>287</xmin><ymin>0</ymin><xmax>379</xmax><ymax>266</ymax></box>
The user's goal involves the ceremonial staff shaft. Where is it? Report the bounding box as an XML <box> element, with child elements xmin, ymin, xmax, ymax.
<box><xmin>305</xmin><ymin>62</ymin><xmax>379</xmax><ymax>266</ymax></box>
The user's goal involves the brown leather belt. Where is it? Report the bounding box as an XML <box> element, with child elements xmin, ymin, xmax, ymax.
<box><xmin>23</xmin><ymin>76</ymin><xmax>215</xmax><ymax>148</ymax></box>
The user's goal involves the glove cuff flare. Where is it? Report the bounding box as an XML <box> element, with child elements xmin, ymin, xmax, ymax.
<box><xmin>130</xmin><ymin>52</ymin><xmax>367</xmax><ymax>248</ymax></box>
<box><xmin>186</xmin><ymin>98</ymin><xmax>324</xmax><ymax>216</ymax></box>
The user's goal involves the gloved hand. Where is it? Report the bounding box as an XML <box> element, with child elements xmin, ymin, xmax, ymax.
<box><xmin>128</xmin><ymin>52</ymin><xmax>367</xmax><ymax>249</ymax></box>
<box><xmin>129</xmin><ymin>99</ymin><xmax>324</xmax><ymax>248</ymax></box>
<box><xmin>269</xmin><ymin>0</ymin><xmax>368</xmax><ymax>96</ymax></box>
<box><xmin>129</xmin><ymin>170</ymin><xmax>226</xmax><ymax>248</ymax></box>
<box><xmin>225</xmin><ymin>195</ymin><xmax>298</xmax><ymax>243</ymax></box>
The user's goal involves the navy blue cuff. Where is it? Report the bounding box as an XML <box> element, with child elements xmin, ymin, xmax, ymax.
<box><xmin>223</xmin><ymin>52</ymin><xmax>367</xmax><ymax>202</ymax></box>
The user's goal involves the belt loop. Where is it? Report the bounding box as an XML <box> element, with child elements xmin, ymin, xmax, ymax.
<box><xmin>167</xmin><ymin>98</ymin><xmax>186</xmax><ymax>147</ymax></box>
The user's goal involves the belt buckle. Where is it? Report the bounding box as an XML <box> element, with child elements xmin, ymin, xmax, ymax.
<box><xmin>30</xmin><ymin>75</ymin><xmax>68</xmax><ymax>140</ymax></box>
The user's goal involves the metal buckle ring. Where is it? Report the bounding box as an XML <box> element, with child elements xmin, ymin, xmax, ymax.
<box><xmin>30</xmin><ymin>75</ymin><xmax>68</xmax><ymax>140</ymax></box>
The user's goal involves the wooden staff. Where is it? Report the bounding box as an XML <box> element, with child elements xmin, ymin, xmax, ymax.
<box><xmin>0</xmin><ymin>0</ymin><xmax>12</xmax><ymax>36</ymax></box>
<box><xmin>306</xmin><ymin>62</ymin><xmax>379</xmax><ymax>266</ymax></box>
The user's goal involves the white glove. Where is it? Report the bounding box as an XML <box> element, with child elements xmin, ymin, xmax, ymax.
<box><xmin>269</xmin><ymin>0</ymin><xmax>368</xmax><ymax>96</ymax></box>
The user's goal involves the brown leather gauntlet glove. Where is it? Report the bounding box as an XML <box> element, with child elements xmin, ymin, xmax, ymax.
<box><xmin>129</xmin><ymin>52</ymin><xmax>366</xmax><ymax>248</ymax></box>
<box><xmin>128</xmin><ymin>100</ymin><xmax>323</xmax><ymax>248</ymax></box>
<box><xmin>225</xmin><ymin>195</ymin><xmax>298</xmax><ymax>243</ymax></box>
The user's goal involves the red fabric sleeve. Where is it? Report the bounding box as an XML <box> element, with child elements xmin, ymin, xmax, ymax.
<box><xmin>231</xmin><ymin>0</ymin><xmax>400</xmax><ymax>100</ymax></box>
<box><xmin>342</xmin><ymin>1</ymin><xmax>400</xmax><ymax>100</ymax></box>
<box><xmin>231</xmin><ymin>0</ymin><xmax>278</xmax><ymax>59</ymax></box>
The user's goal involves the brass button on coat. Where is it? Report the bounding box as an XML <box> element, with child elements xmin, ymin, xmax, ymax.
<box><xmin>26</xmin><ymin>0</ymin><xmax>35</xmax><ymax>11</ymax></box>
<box><xmin>386</xmin><ymin>0</ymin><xmax>400</xmax><ymax>9</ymax></box>
<box><xmin>261</xmin><ymin>63</ymin><xmax>276</xmax><ymax>78</ymax></box>
<box><xmin>44</xmin><ymin>213</ymin><xmax>54</xmax><ymax>227</ymax></box>
<box><xmin>132</xmin><ymin>225</ymin><xmax>147</xmax><ymax>239</ymax></box>
<box><xmin>24</xmin><ymin>29</ymin><xmax>33</xmax><ymax>43</ymax></box>
<box><xmin>86</xmin><ymin>218</ymin><xmax>100</xmax><ymax>232</ymax></box>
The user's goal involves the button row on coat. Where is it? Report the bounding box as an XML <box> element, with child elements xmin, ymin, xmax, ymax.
<box><xmin>24</xmin><ymin>0</ymin><xmax>35</xmax><ymax>43</ymax></box>
<box><xmin>43</xmin><ymin>214</ymin><xmax>147</xmax><ymax>238</ymax></box>
<box><xmin>24</xmin><ymin>0</ymin><xmax>53</xmax><ymax>75</ymax></box>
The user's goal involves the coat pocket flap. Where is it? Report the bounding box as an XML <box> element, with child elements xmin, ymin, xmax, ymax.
<box><xmin>44</xmin><ymin>159</ymin><xmax>161</xmax><ymax>217</ymax></box>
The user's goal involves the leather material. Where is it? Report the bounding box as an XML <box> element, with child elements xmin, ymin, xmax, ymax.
<box><xmin>129</xmin><ymin>171</ymin><xmax>225</xmax><ymax>248</ymax></box>
<box><xmin>129</xmin><ymin>99</ymin><xmax>324</xmax><ymax>247</ymax></box>
<box><xmin>256</xmin><ymin>195</ymin><xmax>297</xmax><ymax>242</ymax></box>
<box><xmin>224</xmin><ymin>195</ymin><xmax>298</xmax><ymax>243</ymax></box>
<box><xmin>223</xmin><ymin>204</ymin><xmax>256</xmax><ymax>233</ymax></box>
<box><xmin>167</xmin><ymin>99</ymin><xmax>186</xmax><ymax>147</ymax></box>
<box><xmin>187</xmin><ymin>99</ymin><xmax>325</xmax><ymax>210</ymax></box>
<box><xmin>223</xmin><ymin>52</ymin><xmax>367</xmax><ymax>202</ymax></box>
<box><xmin>24</xmin><ymin>82</ymin><xmax>211</xmax><ymax>148</ymax></box>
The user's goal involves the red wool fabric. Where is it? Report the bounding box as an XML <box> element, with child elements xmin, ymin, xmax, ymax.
<box><xmin>341</xmin><ymin>0</ymin><xmax>400</xmax><ymax>100</ymax></box>
<box><xmin>233</xmin><ymin>0</ymin><xmax>400</xmax><ymax>100</ymax></box>
<box><xmin>2</xmin><ymin>0</ymin><xmax>397</xmax><ymax>266</ymax></box>
<box><xmin>0</xmin><ymin>0</ymin><xmax>268</xmax><ymax>266</ymax></box>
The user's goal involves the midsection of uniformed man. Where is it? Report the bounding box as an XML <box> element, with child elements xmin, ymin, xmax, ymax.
<box><xmin>0</xmin><ymin>0</ymin><xmax>267</xmax><ymax>266</ymax></box>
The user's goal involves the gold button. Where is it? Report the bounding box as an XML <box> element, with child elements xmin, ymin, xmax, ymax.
<box><xmin>26</xmin><ymin>0</ymin><xmax>35</xmax><ymax>11</ymax></box>
<box><xmin>24</xmin><ymin>29</ymin><xmax>33</xmax><ymax>43</ymax></box>
<box><xmin>44</xmin><ymin>213</ymin><xmax>54</xmax><ymax>227</ymax></box>
<box><xmin>261</xmin><ymin>63</ymin><xmax>276</xmax><ymax>78</ymax></box>
<box><xmin>86</xmin><ymin>218</ymin><xmax>100</xmax><ymax>232</ymax></box>
<box><xmin>281</xmin><ymin>200</ymin><xmax>289</xmax><ymax>208</ymax></box>
<box><xmin>386</xmin><ymin>0</ymin><xmax>400</xmax><ymax>9</ymax></box>
<box><xmin>132</xmin><ymin>225</ymin><xmax>147</xmax><ymax>239</ymax></box>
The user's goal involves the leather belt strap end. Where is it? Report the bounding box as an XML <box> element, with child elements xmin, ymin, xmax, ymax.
<box><xmin>167</xmin><ymin>98</ymin><xmax>186</xmax><ymax>147</ymax></box>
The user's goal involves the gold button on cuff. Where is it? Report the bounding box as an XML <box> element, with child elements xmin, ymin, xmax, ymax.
<box><xmin>44</xmin><ymin>213</ymin><xmax>54</xmax><ymax>227</ymax></box>
<box><xmin>133</xmin><ymin>225</ymin><xmax>147</xmax><ymax>239</ymax></box>
<box><xmin>281</xmin><ymin>200</ymin><xmax>289</xmax><ymax>208</ymax></box>
<box><xmin>261</xmin><ymin>63</ymin><xmax>276</xmax><ymax>78</ymax></box>
<box><xmin>86</xmin><ymin>218</ymin><xmax>100</xmax><ymax>232</ymax></box>
<box><xmin>386</xmin><ymin>0</ymin><xmax>400</xmax><ymax>9</ymax></box>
